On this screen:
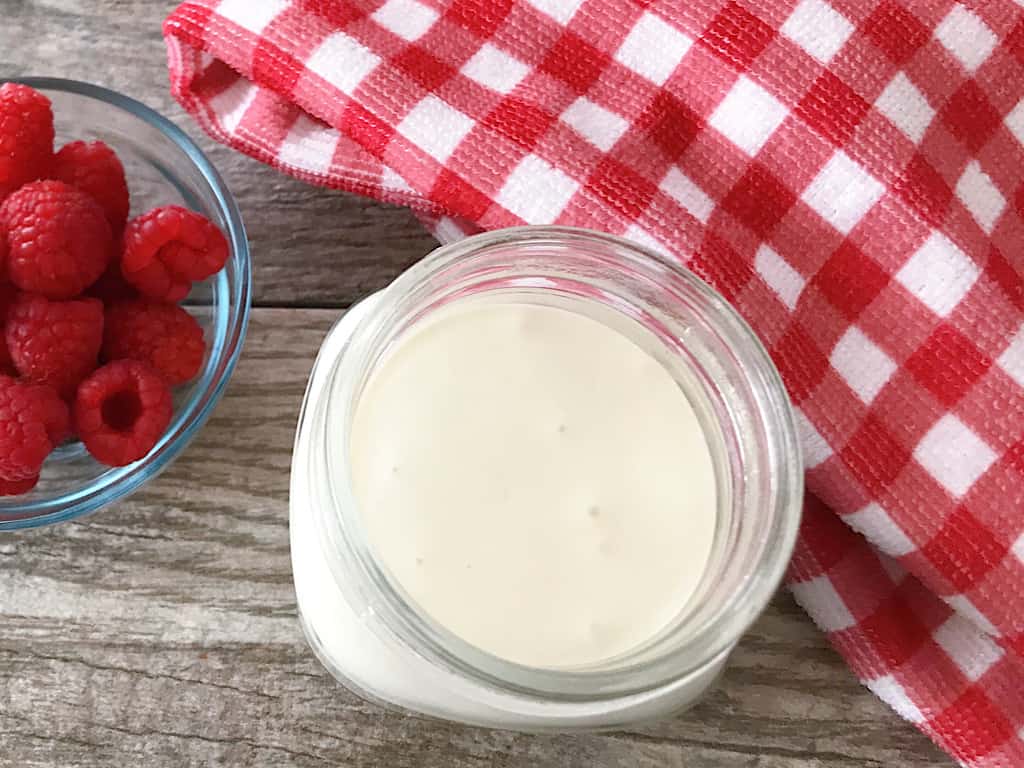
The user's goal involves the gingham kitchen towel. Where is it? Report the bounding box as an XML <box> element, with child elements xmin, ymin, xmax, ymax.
<box><xmin>164</xmin><ymin>0</ymin><xmax>1024</xmax><ymax>762</ymax></box>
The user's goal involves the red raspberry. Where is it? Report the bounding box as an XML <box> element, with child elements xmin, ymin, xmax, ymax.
<box><xmin>1</xmin><ymin>180</ymin><xmax>111</xmax><ymax>299</ymax></box>
<box><xmin>103</xmin><ymin>299</ymin><xmax>205</xmax><ymax>385</ymax></box>
<box><xmin>0</xmin><ymin>83</ymin><xmax>54</xmax><ymax>199</ymax></box>
<box><xmin>50</xmin><ymin>141</ymin><xmax>130</xmax><ymax>234</ymax></box>
<box><xmin>87</xmin><ymin>256</ymin><xmax>138</xmax><ymax>303</ymax></box>
<box><xmin>0</xmin><ymin>475</ymin><xmax>38</xmax><ymax>495</ymax></box>
<box><xmin>6</xmin><ymin>292</ymin><xmax>104</xmax><ymax>399</ymax></box>
<box><xmin>0</xmin><ymin>223</ymin><xmax>7</xmax><ymax>283</ymax></box>
<box><xmin>121</xmin><ymin>206</ymin><xmax>228</xmax><ymax>302</ymax></box>
<box><xmin>0</xmin><ymin>283</ymin><xmax>18</xmax><ymax>375</ymax></box>
<box><xmin>0</xmin><ymin>375</ymin><xmax>69</xmax><ymax>481</ymax></box>
<box><xmin>74</xmin><ymin>360</ymin><xmax>172</xmax><ymax>467</ymax></box>
<box><xmin>0</xmin><ymin>282</ymin><xmax>15</xmax><ymax>310</ymax></box>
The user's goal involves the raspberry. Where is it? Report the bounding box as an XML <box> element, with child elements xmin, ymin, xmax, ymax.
<box><xmin>50</xmin><ymin>141</ymin><xmax>130</xmax><ymax>234</ymax></box>
<box><xmin>103</xmin><ymin>299</ymin><xmax>205</xmax><ymax>385</ymax></box>
<box><xmin>121</xmin><ymin>206</ymin><xmax>228</xmax><ymax>302</ymax></box>
<box><xmin>0</xmin><ymin>375</ymin><xmax>69</xmax><ymax>481</ymax></box>
<box><xmin>87</xmin><ymin>256</ymin><xmax>138</xmax><ymax>303</ymax></box>
<box><xmin>74</xmin><ymin>360</ymin><xmax>172</xmax><ymax>466</ymax></box>
<box><xmin>0</xmin><ymin>283</ymin><xmax>18</xmax><ymax>375</ymax></box>
<box><xmin>1</xmin><ymin>180</ymin><xmax>111</xmax><ymax>299</ymax></box>
<box><xmin>0</xmin><ymin>475</ymin><xmax>38</xmax><ymax>495</ymax></box>
<box><xmin>6</xmin><ymin>292</ymin><xmax>104</xmax><ymax>399</ymax></box>
<box><xmin>0</xmin><ymin>282</ymin><xmax>16</xmax><ymax>310</ymax></box>
<box><xmin>0</xmin><ymin>223</ymin><xmax>7</xmax><ymax>283</ymax></box>
<box><xmin>0</xmin><ymin>83</ymin><xmax>54</xmax><ymax>199</ymax></box>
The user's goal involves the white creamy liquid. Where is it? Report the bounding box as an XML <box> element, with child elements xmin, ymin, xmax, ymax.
<box><xmin>349</xmin><ymin>301</ymin><xmax>717</xmax><ymax>668</ymax></box>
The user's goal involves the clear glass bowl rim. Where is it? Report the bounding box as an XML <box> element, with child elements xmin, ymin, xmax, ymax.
<box><xmin>0</xmin><ymin>77</ymin><xmax>251</xmax><ymax>530</ymax></box>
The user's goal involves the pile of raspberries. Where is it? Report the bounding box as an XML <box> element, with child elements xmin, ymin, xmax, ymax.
<box><xmin>0</xmin><ymin>83</ymin><xmax>229</xmax><ymax>496</ymax></box>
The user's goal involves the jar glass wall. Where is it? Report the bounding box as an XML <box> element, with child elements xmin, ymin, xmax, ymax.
<box><xmin>290</xmin><ymin>226</ymin><xmax>802</xmax><ymax>730</ymax></box>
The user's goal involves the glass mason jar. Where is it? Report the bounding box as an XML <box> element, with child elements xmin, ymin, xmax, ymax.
<box><xmin>290</xmin><ymin>226</ymin><xmax>802</xmax><ymax>731</ymax></box>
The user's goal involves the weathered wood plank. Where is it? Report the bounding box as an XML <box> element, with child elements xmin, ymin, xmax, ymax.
<box><xmin>0</xmin><ymin>310</ymin><xmax>950</xmax><ymax>767</ymax></box>
<box><xmin>0</xmin><ymin>1</ymin><xmax>953</xmax><ymax>764</ymax></box>
<box><xmin>0</xmin><ymin>0</ymin><xmax>438</xmax><ymax>309</ymax></box>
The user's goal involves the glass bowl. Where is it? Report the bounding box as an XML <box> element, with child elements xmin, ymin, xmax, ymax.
<box><xmin>0</xmin><ymin>77</ymin><xmax>251</xmax><ymax>530</ymax></box>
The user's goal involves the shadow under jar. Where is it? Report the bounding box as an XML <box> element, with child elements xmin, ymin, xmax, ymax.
<box><xmin>290</xmin><ymin>226</ymin><xmax>802</xmax><ymax>731</ymax></box>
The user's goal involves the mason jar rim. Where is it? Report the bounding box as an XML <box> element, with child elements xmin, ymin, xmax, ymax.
<box><xmin>312</xmin><ymin>226</ymin><xmax>803</xmax><ymax>701</ymax></box>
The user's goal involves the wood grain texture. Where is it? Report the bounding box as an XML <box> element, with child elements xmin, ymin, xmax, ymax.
<box><xmin>1</xmin><ymin>312</ymin><xmax>950</xmax><ymax>767</ymax></box>
<box><xmin>0</xmin><ymin>2</ymin><xmax>951</xmax><ymax>766</ymax></box>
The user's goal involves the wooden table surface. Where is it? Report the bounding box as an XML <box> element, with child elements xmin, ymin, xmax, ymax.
<box><xmin>0</xmin><ymin>3</ymin><xmax>951</xmax><ymax>766</ymax></box>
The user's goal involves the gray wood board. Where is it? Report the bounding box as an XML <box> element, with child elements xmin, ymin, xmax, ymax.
<box><xmin>1</xmin><ymin>311</ymin><xmax>949</xmax><ymax>766</ymax></box>
<box><xmin>1</xmin><ymin>2</ymin><xmax>951</xmax><ymax>765</ymax></box>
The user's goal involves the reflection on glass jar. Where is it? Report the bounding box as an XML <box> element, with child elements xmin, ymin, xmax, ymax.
<box><xmin>290</xmin><ymin>226</ymin><xmax>802</xmax><ymax>731</ymax></box>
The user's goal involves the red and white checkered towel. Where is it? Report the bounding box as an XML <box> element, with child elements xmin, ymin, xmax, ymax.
<box><xmin>164</xmin><ymin>0</ymin><xmax>1024</xmax><ymax>762</ymax></box>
